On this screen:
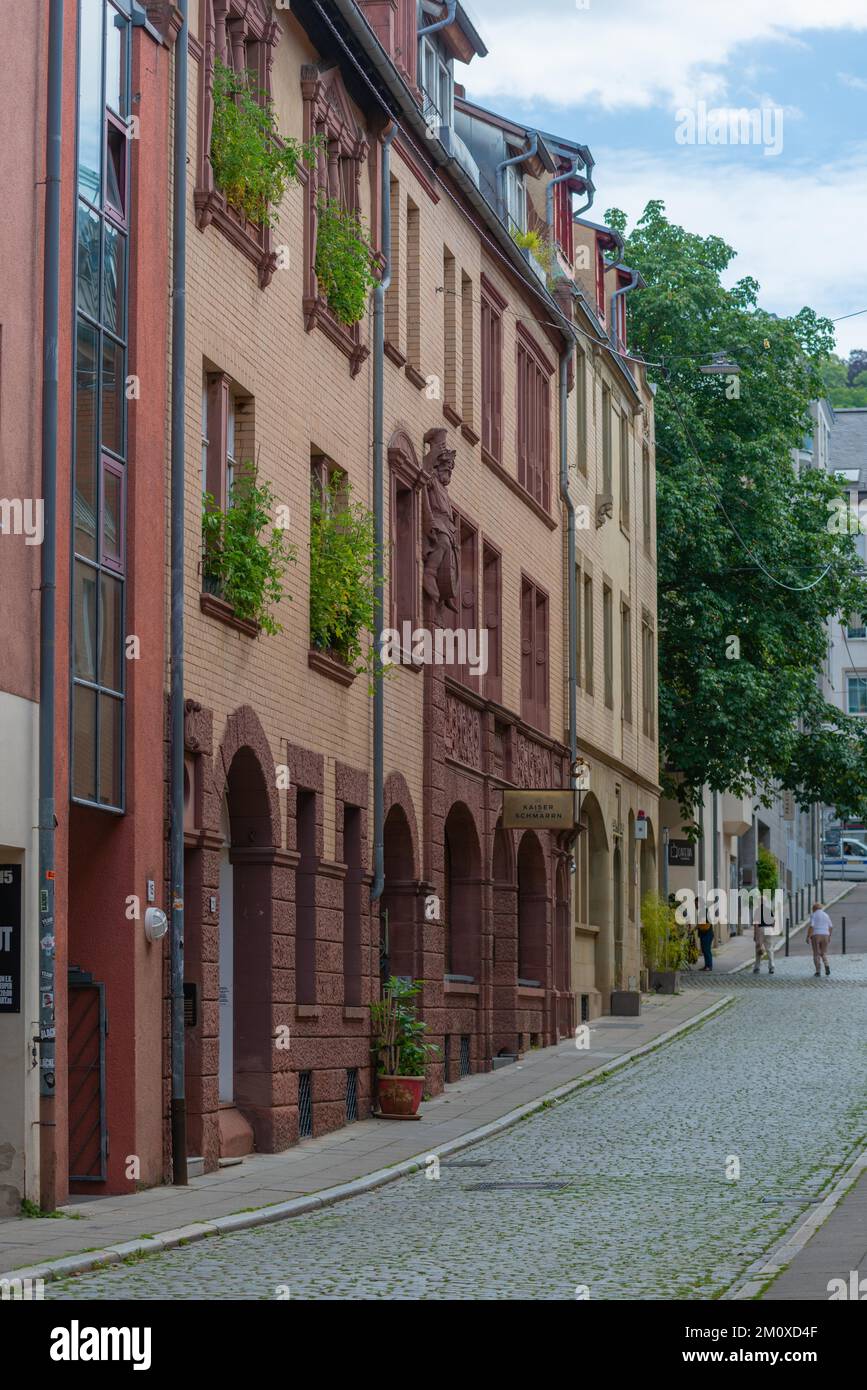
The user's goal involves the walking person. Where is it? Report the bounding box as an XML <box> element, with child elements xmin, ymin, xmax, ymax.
<box><xmin>696</xmin><ymin>914</ymin><xmax>714</xmax><ymax>972</ymax></box>
<box><xmin>752</xmin><ymin>894</ymin><xmax>776</xmax><ymax>974</ymax></box>
<box><xmin>807</xmin><ymin>902</ymin><xmax>833</xmax><ymax>977</ymax></box>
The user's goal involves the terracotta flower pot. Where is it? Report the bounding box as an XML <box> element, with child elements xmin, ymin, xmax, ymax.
<box><xmin>377</xmin><ymin>1074</ymin><xmax>424</xmax><ymax>1117</ymax></box>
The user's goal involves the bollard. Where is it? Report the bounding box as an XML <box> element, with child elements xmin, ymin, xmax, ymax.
<box><xmin>842</xmin><ymin>915</ymin><xmax>846</xmax><ymax>956</ymax></box>
<box><xmin>785</xmin><ymin>915</ymin><xmax>790</xmax><ymax>957</ymax></box>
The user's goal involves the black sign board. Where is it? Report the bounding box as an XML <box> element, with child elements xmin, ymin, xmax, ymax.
<box><xmin>667</xmin><ymin>839</ymin><xmax>695</xmax><ymax>867</ymax></box>
<box><xmin>0</xmin><ymin>864</ymin><xmax>22</xmax><ymax>1013</ymax></box>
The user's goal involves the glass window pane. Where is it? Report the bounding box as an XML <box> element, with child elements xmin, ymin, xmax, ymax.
<box><xmin>103</xmin><ymin>223</ymin><xmax>125</xmax><ymax>336</ymax></box>
<box><xmin>101</xmin><ymin>336</ymin><xmax>124</xmax><ymax>455</ymax></box>
<box><xmin>72</xmin><ymin>684</ymin><xmax>97</xmax><ymax>802</ymax></box>
<box><xmin>105</xmin><ymin>3</ymin><xmax>127</xmax><ymax>115</ymax></box>
<box><xmin>105</xmin><ymin>122</ymin><xmax>127</xmax><ymax>219</ymax></box>
<box><xmin>102</xmin><ymin>465</ymin><xmax>122</xmax><ymax>567</ymax></box>
<box><xmin>99</xmin><ymin>694</ymin><xmax>123</xmax><ymax>806</ymax></box>
<box><xmin>99</xmin><ymin>572</ymin><xmax>123</xmax><ymax>692</ymax></box>
<box><xmin>74</xmin><ymin>561</ymin><xmax>98</xmax><ymax>681</ymax></box>
<box><xmin>76</xmin><ymin>201</ymin><xmax>100</xmax><ymax>320</ymax></box>
<box><xmin>75</xmin><ymin>319</ymin><xmax>99</xmax><ymax>558</ymax></box>
<box><xmin>78</xmin><ymin>0</ymin><xmax>103</xmax><ymax>201</ymax></box>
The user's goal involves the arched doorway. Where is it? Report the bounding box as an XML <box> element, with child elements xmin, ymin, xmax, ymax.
<box><xmin>517</xmin><ymin>832</ymin><xmax>547</xmax><ymax>986</ymax></box>
<box><xmin>218</xmin><ymin>799</ymin><xmax>233</xmax><ymax>1104</ymax></box>
<box><xmin>444</xmin><ymin>803</ymin><xmax>481</xmax><ymax>979</ymax></box>
<box><xmin>554</xmin><ymin>858</ymin><xmax>572</xmax><ymax>1036</ymax></box>
<box><xmin>576</xmin><ymin>792</ymin><xmax>610</xmax><ymax>1015</ymax></box>
<box><xmin>612</xmin><ymin>844</ymin><xmax>623</xmax><ymax>993</ymax></box>
<box><xmin>382</xmin><ymin>803</ymin><xmax>416</xmax><ymax>981</ymax></box>
<box><xmin>640</xmin><ymin>818</ymin><xmax>657</xmax><ymax>907</ymax></box>
<box><xmin>491</xmin><ymin>821</ymin><xmax>517</xmax><ymax>1056</ymax></box>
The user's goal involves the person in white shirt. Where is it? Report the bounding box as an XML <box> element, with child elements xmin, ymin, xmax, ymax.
<box><xmin>807</xmin><ymin>903</ymin><xmax>833</xmax><ymax>977</ymax></box>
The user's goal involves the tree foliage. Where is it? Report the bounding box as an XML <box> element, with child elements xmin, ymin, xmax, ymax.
<box><xmin>604</xmin><ymin>200</ymin><xmax>867</xmax><ymax>822</ymax></box>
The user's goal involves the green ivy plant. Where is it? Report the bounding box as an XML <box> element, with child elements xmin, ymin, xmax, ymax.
<box><xmin>369</xmin><ymin>977</ymin><xmax>440</xmax><ymax>1078</ymax></box>
<box><xmin>510</xmin><ymin>224</ymin><xmax>553</xmax><ymax>273</ymax></box>
<box><xmin>309</xmin><ymin>475</ymin><xmax>377</xmax><ymax>672</ymax></box>
<box><xmin>314</xmin><ymin>195</ymin><xmax>378</xmax><ymax>325</ymax></box>
<box><xmin>210</xmin><ymin>58</ymin><xmax>318</xmax><ymax>227</ymax></box>
<box><xmin>202</xmin><ymin>462</ymin><xmax>297</xmax><ymax>635</ymax></box>
<box><xmin>756</xmin><ymin>846</ymin><xmax>779</xmax><ymax>894</ymax></box>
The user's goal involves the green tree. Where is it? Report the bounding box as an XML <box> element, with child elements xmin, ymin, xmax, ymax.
<box><xmin>604</xmin><ymin>200</ymin><xmax>867</xmax><ymax>823</ymax></box>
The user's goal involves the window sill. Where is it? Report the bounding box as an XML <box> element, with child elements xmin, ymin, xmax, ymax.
<box><xmin>295</xmin><ymin>1004</ymin><xmax>320</xmax><ymax>1020</ymax></box>
<box><xmin>517</xmin><ymin>984</ymin><xmax>545</xmax><ymax>998</ymax></box>
<box><xmin>461</xmin><ymin>423</ymin><xmax>480</xmax><ymax>447</ymax></box>
<box><xmin>308</xmin><ymin>647</ymin><xmax>357</xmax><ymax>687</ymax></box>
<box><xmin>200</xmin><ymin>591</ymin><xmax>259</xmax><ymax>638</ymax></box>
<box><xmin>405</xmin><ymin>362</ymin><xmax>427</xmax><ymax>391</ymax></box>
<box><xmin>303</xmin><ymin>295</ymin><xmax>369</xmax><ymax>377</ymax></box>
<box><xmin>384</xmin><ymin>340</ymin><xmax>406</xmax><ymax>368</ymax></box>
<box><xmin>194</xmin><ymin>187</ymin><xmax>276</xmax><ymax>289</ymax></box>
<box><xmin>343</xmin><ymin>1005</ymin><xmax>367</xmax><ymax>1021</ymax></box>
<box><xmin>443</xmin><ymin>402</ymin><xmax>462</xmax><ymax>428</ymax></box>
<box><xmin>444</xmin><ymin>979</ymin><xmax>480</xmax><ymax>997</ymax></box>
<box><xmin>481</xmin><ymin>448</ymin><xmax>557</xmax><ymax>531</ymax></box>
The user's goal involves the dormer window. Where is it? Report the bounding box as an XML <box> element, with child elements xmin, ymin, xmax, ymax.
<box><xmin>505</xmin><ymin>164</ymin><xmax>527</xmax><ymax>233</ymax></box>
<box><xmin>420</xmin><ymin>36</ymin><xmax>453</xmax><ymax>131</ymax></box>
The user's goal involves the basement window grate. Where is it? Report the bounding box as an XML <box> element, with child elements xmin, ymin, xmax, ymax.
<box><xmin>346</xmin><ymin>1067</ymin><xmax>358</xmax><ymax>1124</ymax></box>
<box><xmin>298</xmin><ymin>1070</ymin><xmax>313</xmax><ymax>1138</ymax></box>
<box><xmin>459</xmin><ymin>1034</ymin><xmax>471</xmax><ymax>1078</ymax></box>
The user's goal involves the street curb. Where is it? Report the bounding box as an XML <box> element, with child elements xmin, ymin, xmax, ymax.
<box><xmin>2</xmin><ymin>994</ymin><xmax>732</xmax><ymax>1288</ymax></box>
<box><xmin>729</xmin><ymin>881</ymin><xmax>855</xmax><ymax>975</ymax></box>
<box><xmin>723</xmin><ymin>1145</ymin><xmax>867</xmax><ymax>1300</ymax></box>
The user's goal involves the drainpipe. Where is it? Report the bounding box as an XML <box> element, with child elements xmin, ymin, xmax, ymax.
<box><xmin>496</xmin><ymin>131</ymin><xmax>538</xmax><ymax>227</ymax></box>
<box><xmin>573</xmin><ymin>148</ymin><xmax>596</xmax><ymax>218</ymax></box>
<box><xmin>559</xmin><ymin>344</ymin><xmax>578</xmax><ymax>830</ymax></box>
<box><xmin>370</xmin><ymin>121</ymin><xmax>397</xmax><ymax>911</ymax></box>
<box><xmin>38</xmin><ymin>0</ymin><xmax>64</xmax><ymax>1210</ymax></box>
<box><xmin>169</xmin><ymin>0</ymin><xmax>189</xmax><ymax>1186</ymax></box>
<box><xmin>609</xmin><ymin>266</ymin><xmax>639</xmax><ymax>348</ymax></box>
<box><xmin>418</xmin><ymin>0</ymin><xmax>457</xmax><ymax>39</ymax></box>
<box><xmin>546</xmin><ymin>148</ymin><xmax>592</xmax><ymax>248</ymax></box>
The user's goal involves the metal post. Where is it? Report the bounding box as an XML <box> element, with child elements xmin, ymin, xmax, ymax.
<box><xmin>662</xmin><ymin>826</ymin><xmax>669</xmax><ymax>900</ymax></box>
<box><xmin>38</xmin><ymin>0</ymin><xmax>64</xmax><ymax>1211</ymax></box>
<box><xmin>785</xmin><ymin>913</ymin><xmax>790</xmax><ymax>957</ymax></box>
<box><xmin>169</xmin><ymin>0</ymin><xmax>189</xmax><ymax>1186</ymax></box>
<box><xmin>842</xmin><ymin>915</ymin><xmax>846</xmax><ymax>955</ymax></box>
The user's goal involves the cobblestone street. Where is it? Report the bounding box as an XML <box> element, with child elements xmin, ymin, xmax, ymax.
<box><xmin>48</xmin><ymin>956</ymin><xmax>867</xmax><ymax>1301</ymax></box>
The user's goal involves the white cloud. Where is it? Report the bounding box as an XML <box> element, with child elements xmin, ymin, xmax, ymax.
<box><xmin>461</xmin><ymin>0</ymin><xmax>867</xmax><ymax>110</ymax></box>
<box><xmin>838</xmin><ymin>71</ymin><xmax>867</xmax><ymax>91</ymax></box>
<box><xmin>591</xmin><ymin>147</ymin><xmax>867</xmax><ymax>356</ymax></box>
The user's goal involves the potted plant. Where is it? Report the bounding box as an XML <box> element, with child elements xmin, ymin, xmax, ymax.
<box><xmin>309</xmin><ymin>474</ymin><xmax>378</xmax><ymax>676</ymax></box>
<box><xmin>202</xmin><ymin>461</ymin><xmax>297</xmax><ymax>634</ymax></box>
<box><xmin>369</xmin><ymin>976</ymin><xmax>439</xmax><ymax>1118</ymax></box>
<box><xmin>641</xmin><ymin>891</ymin><xmax>688</xmax><ymax>993</ymax></box>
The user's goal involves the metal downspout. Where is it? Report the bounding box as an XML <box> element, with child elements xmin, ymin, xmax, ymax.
<box><xmin>170</xmin><ymin>0</ymin><xmax>189</xmax><ymax>1186</ymax></box>
<box><xmin>609</xmin><ymin>266</ymin><xmax>640</xmax><ymax>347</ymax></box>
<box><xmin>546</xmin><ymin>149</ymin><xmax>592</xmax><ymax>245</ymax></box>
<box><xmin>39</xmin><ymin>0</ymin><xmax>64</xmax><ymax>1209</ymax></box>
<box><xmin>559</xmin><ymin>345</ymin><xmax>578</xmax><ymax>842</ymax></box>
<box><xmin>418</xmin><ymin>0</ymin><xmax>457</xmax><ymax>39</ymax></box>
<box><xmin>371</xmin><ymin>122</ymin><xmax>397</xmax><ymax>908</ymax></box>
<box><xmin>496</xmin><ymin>131</ymin><xmax>538</xmax><ymax>226</ymax></box>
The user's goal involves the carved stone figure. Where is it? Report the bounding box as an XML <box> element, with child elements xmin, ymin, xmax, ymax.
<box><xmin>421</xmin><ymin>428</ymin><xmax>459</xmax><ymax>614</ymax></box>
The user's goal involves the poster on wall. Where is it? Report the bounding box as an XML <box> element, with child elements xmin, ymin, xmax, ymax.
<box><xmin>0</xmin><ymin>864</ymin><xmax>22</xmax><ymax>1013</ymax></box>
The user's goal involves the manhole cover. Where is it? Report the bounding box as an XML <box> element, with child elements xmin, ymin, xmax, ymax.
<box><xmin>440</xmin><ymin>1159</ymin><xmax>493</xmax><ymax>1168</ymax></box>
<box><xmin>465</xmin><ymin>1181</ymin><xmax>570</xmax><ymax>1191</ymax></box>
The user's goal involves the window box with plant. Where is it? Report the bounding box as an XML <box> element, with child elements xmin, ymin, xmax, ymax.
<box><xmin>369</xmin><ymin>977</ymin><xmax>440</xmax><ymax>1118</ymax></box>
<box><xmin>202</xmin><ymin>462</ymin><xmax>297</xmax><ymax>637</ymax></box>
<box><xmin>314</xmin><ymin>194</ymin><xmax>379</xmax><ymax>328</ymax></box>
<box><xmin>308</xmin><ymin>474</ymin><xmax>377</xmax><ymax>681</ymax></box>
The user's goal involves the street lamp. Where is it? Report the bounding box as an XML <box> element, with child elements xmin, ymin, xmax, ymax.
<box><xmin>699</xmin><ymin>352</ymin><xmax>741</xmax><ymax>375</ymax></box>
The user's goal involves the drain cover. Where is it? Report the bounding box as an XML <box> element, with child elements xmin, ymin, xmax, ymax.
<box><xmin>465</xmin><ymin>1180</ymin><xmax>570</xmax><ymax>1191</ymax></box>
<box><xmin>440</xmin><ymin>1159</ymin><xmax>493</xmax><ymax>1168</ymax></box>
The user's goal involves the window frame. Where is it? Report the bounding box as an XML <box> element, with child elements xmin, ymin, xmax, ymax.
<box><xmin>520</xmin><ymin>573</ymin><xmax>550</xmax><ymax>733</ymax></box>
<box><xmin>480</xmin><ymin>275</ymin><xmax>505</xmax><ymax>465</ymax></box>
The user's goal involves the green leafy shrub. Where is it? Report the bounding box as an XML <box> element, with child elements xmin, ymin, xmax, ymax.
<box><xmin>369</xmin><ymin>977</ymin><xmax>440</xmax><ymax>1077</ymax></box>
<box><xmin>510</xmin><ymin>224</ymin><xmax>553</xmax><ymax>272</ymax></box>
<box><xmin>641</xmin><ymin>891</ymin><xmax>690</xmax><ymax>971</ymax></box>
<box><xmin>756</xmin><ymin>846</ymin><xmax>779</xmax><ymax>894</ymax></box>
<box><xmin>210</xmin><ymin>58</ymin><xmax>318</xmax><ymax>226</ymax></box>
<box><xmin>202</xmin><ymin>463</ymin><xmax>297</xmax><ymax>635</ymax></box>
<box><xmin>309</xmin><ymin>476</ymin><xmax>377</xmax><ymax>672</ymax></box>
<box><xmin>314</xmin><ymin>195</ymin><xmax>378</xmax><ymax>325</ymax></box>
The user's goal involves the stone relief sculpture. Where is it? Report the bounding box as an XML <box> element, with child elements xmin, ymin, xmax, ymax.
<box><xmin>421</xmin><ymin>427</ymin><xmax>459</xmax><ymax>615</ymax></box>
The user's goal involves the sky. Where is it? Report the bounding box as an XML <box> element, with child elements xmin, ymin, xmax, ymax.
<box><xmin>457</xmin><ymin>0</ymin><xmax>867</xmax><ymax>359</ymax></box>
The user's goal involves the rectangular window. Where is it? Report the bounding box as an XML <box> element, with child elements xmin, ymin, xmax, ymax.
<box><xmin>575</xmin><ymin>346</ymin><xmax>587</xmax><ymax>475</ymax></box>
<box><xmin>642</xmin><ymin>442</ymin><xmax>652</xmax><ymax>549</ymax></box>
<box><xmin>454</xmin><ymin>516</ymin><xmax>478</xmax><ymax>686</ymax></box>
<box><xmin>342</xmin><ymin>805</ymin><xmax>363</xmax><ymax>1007</ymax></box>
<box><xmin>481</xmin><ymin>278</ymin><xmax>503</xmax><ymax>462</ymax></box>
<box><xmin>620</xmin><ymin>412</ymin><xmax>630</xmax><ymax>528</ymax></box>
<box><xmin>583</xmin><ymin>575</ymin><xmax>594</xmax><ymax>696</ymax></box>
<box><xmin>296</xmin><ymin>789</ymin><xmax>318</xmax><ymax>1004</ymax></box>
<box><xmin>642</xmin><ymin>611</ymin><xmax>656</xmax><ymax>737</ymax></box>
<box><xmin>443</xmin><ymin>246</ymin><xmax>458</xmax><ymax>417</ymax></box>
<box><xmin>461</xmin><ymin>271</ymin><xmax>474</xmax><ymax>430</ymax></box>
<box><xmin>390</xmin><ymin>472</ymin><xmax>417</xmax><ymax>636</ymax></box>
<box><xmin>385</xmin><ymin>174</ymin><xmax>400</xmax><ymax>349</ymax></box>
<box><xmin>574</xmin><ymin>563</ymin><xmax>582</xmax><ymax>690</ymax></box>
<box><xmin>601</xmin><ymin>384</ymin><xmax>612</xmax><ymax>496</ymax></box>
<box><xmin>420</xmin><ymin>36</ymin><xmax>452</xmax><ymax>130</ymax></box>
<box><xmin>506</xmin><ymin>164</ymin><xmax>526</xmax><ymax>233</ymax></box>
<box><xmin>71</xmin><ymin>0</ymin><xmax>131</xmax><ymax>811</ymax></box>
<box><xmin>847</xmin><ymin>675</ymin><xmax>867</xmax><ymax>715</ymax></box>
<box><xmin>603</xmin><ymin>584</ymin><xmax>613</xmax><ymax>709</ymax></box>
<box><xmin>517</xmin><ymin>337</ymin><xmax>551</xmax><ymax>511</ymax></box>
<box><xmin>406</xmin><ymin>198</ymin><xmax>421</xmax><ymax>375</ymax></box>
<box><xmin>621</xmin><ymin>601</ymin><xmax>632</xmax><ymax>724</ymax></box>
<box><xmin>596</xmin><ymin>244</ymin><xmax>606</xmax><ymax>319</ymax></box>
<box><xmin>482</xmin><ymin>542</ymin><xmax>502</xmax><ymax>704</ymax></box>
<box><xmin>846</xmin><ymin>613</ymin><xmax>866</xmax><ymax>640</ymax></box>
<box><xmin>521</xmin><ymin>576</ymin><xmax>549</xmax><ymax>731</ymax></box>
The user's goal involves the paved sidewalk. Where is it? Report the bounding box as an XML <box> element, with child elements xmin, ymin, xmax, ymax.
<box><xmin>684</xmin><ymin>881</ymin><xmax>854</xmax><ymax>977</ymax></box>
<box><xmin>761</xmin><ymin>1164</ymin><xmax>867</xmax><ymax>1300</ymax></box>
<box><xmin>0</xmin><ymin>989</ymin><xmax>725</xmax><ymax>1281</ymax></box>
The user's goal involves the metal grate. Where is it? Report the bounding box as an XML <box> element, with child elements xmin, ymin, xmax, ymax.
<box><xmin>580</xmin><ymin>994</ymin><xmax>589</xmax><ymax>1023</ymax></box>
<box><xmin>443</xmin><ymin>1034</ymin><xmax>450</xmax><ymax>1084</ymax></box>
<box><xmin>346</xmin><ymin>1068</ymin><xmax>358</xmax><ymax>1124</ymax></box>
<box><xmin>298</xmin><ymin>1070</ymin><xmax>313</xmax><ymax>1138</ymax></box>
<box><xmin>459</xmin><ymin>1034</ymin><xmax>471</xmax><ymax>1078</ymax></box>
